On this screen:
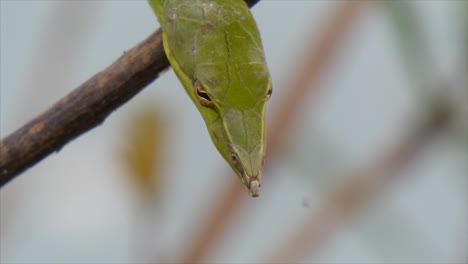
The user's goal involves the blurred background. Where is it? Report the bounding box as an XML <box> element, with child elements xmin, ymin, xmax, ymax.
<box><xmin>1</xmin><ymin>0</ymin><xmax>467</xmax><ymax>263</ymax></box>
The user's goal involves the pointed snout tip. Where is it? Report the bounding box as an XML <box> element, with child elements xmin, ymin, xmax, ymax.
<box><xmin>249</xmin><ymin>179</ymin><xmax>260</xmax><ymax>197</ymax></box>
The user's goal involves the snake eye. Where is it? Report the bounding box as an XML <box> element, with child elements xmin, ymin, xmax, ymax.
<box><xmin>266</xmin><ymin>84</ymin><xmax>272</xmax><ymax>100</ymax></box>
<box><xmin>194</xmin><ymin>81</ymin><xmax>214</xmax><ymax>108</ymax></box>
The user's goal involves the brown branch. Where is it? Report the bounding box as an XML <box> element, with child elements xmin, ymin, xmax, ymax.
<box><xmin>181</xmin><ymin>1</ymin><xmax>368</xmax><ymax>263</ymax></box>
<box><xmin>0</xmin><ymin>29</ymin><xmax>167</xmax><ymax>187</ymax></box>
<box><xmin>0</xmin><ymin>0</ymin><xmax>260</xmax><ymax>188</ymax></box>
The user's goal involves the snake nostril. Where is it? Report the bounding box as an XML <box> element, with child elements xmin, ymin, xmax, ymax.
<box><xmin>230</xmin><ymin>152</ymin><xmax>238</xmax><ymax>163</ymax></box>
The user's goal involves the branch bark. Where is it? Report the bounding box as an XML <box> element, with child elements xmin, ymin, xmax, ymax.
<box><xmin>0</xmin><ymin>29</ymin><xmax>168</xmax><ymax>187</ymax></box>
<box><xmin>0</xmin><ymin>0</ymin><xmax>260</xmax><ymax>188</ymax></box>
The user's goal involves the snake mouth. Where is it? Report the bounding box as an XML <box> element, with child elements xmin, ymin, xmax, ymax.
<box><xmin>229</xmin><ymin>149</ymin><xmax>262</xmax><ymax>197</ymax></box>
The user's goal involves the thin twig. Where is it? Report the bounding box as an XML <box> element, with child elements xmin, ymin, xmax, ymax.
<box><xmin>0</xmin><ymin>0</ymin><xmax>260</xmax><ymax>188</ymax></box>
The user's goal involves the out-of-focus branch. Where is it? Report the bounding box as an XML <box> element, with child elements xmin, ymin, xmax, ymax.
<box><xmin>265</xmin><ymin>96</ymin><xmax>453</xmax><ymax>263</ymax></box>
<box><xmin>0</xmin><ymin>0</ymin><xmax>260</xmax><ymax>188</ymax></box>
<box><xmin>181</xmin><ymin>1</ymin><xmax>368</xmax><ymax>263</ymax></box>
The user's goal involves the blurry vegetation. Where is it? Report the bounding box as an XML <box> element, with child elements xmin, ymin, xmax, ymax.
<box><xmin>385</xmin><ymin>1</ymin><xmax>434</xmax><ymax>84</ymax></box>
<box><xmin>1</xmin><ymin>1</ymin><xmax>466</xmax><ymax>263</ymax></box>
<box><xmin>121</xmin><ymin>104</ymin><xmax>169</xmax><ymax>262</ymax></box>
<box><xmin>123</xmin><ymin>104</ymin><xmax>167</xmax><ymax>203</ymax></box>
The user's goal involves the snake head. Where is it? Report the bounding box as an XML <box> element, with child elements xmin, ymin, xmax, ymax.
<box><xmin>155</xmin><ymin>0</ymin><xmax>272</xmax><ymax>197</ymax></box>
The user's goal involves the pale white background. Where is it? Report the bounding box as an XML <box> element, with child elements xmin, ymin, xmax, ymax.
<box><xmin>1</xmin><ymin>1</ymin><xmax>466</xmax><ymax>263</ymax></box>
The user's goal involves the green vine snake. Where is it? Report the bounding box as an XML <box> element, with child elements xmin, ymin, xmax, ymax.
<box><xmin>148</xmin><ymin>0</ymin><xmax>272</xmax><ymax>197</ymax></box>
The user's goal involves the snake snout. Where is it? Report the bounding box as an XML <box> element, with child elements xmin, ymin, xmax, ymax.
<box><xmin>249</xmin><ymin>178</ymin><xmax>260</xmax><ymax>197</ymax></box>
